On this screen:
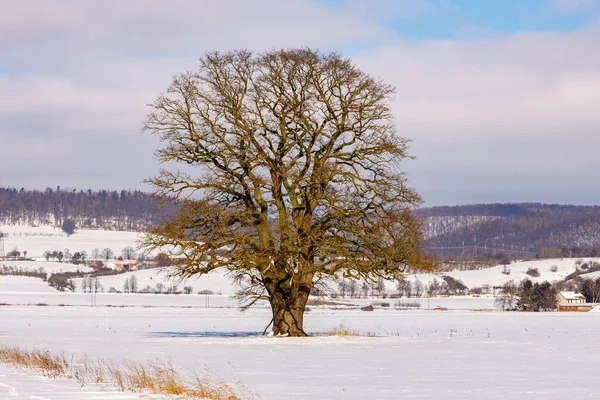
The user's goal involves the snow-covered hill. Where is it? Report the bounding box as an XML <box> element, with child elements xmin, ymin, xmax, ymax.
<box><xmin>0</xmin><ymin>276</ymin><xmax>59</xmax><ymax>294</ymax></box>
<box><xmin>2</xmin><ymin>225</ymin><xmax>600</xmax><ymax>299</ymax></box>
<box><xmin>0</xmin><ymin>225</ymin><xmax>142</xmax><ymax>259</ymax></box>
<box><xmin>72</xmin><ymin>267</ymin><xmax>234</xmax><ymax>295</ymax></box>
<box><xmin>405</xmin><ymin>257</ymin><xmax>600</xmax><ymax>290</ymax></box>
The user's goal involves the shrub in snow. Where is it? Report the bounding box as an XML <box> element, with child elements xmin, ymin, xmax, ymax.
<box><xmin>442</xmin><ymin>275</ymin><xmax>468</xmax><ymax>294</ymax></box>
<box><xmin>549</xmin><ymin>265</ymin><xmax>558</xmax><ymax>273</ymax></box>
<box><xmin>525</xmin><ymin>267</ymin><xmax>540</xmax><ymax>277</ymax></box>
<box><xmin>372</xmin><ymin>302</ymin><xmax>390</xmax><ymax>308</ymax></box>
<box><xmin>395</xmin><ymin>301</ymin><xmax>421</xmax><ymax>309</ymax></box>
<box><xmin>61</xmin><ymin>218</ymin><xmax>76</xmax><ymax>236</ymax></box>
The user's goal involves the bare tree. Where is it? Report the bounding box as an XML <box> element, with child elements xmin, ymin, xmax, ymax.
<box><xmin>361</xmin><ymin>282</ymin><xmax>370</xmax><ymax>298</ymax></box>
<box><xmin>121</xmin><ymin>246</ymin><xmax>136</xmax><ymax>260</ymax></box>
<box><xmin>63</xmin><ymin>249</ymin><xmax>71</xmax><ymax>263</ymax></box>
<box><xmin>82</xmin><ymin>276</ymin><xmax>90</xmax><ymax>293</ymax></box>
<box><xmin>100</xmin><ymin>248</ymin><xmax>114</xmax><ymax>261</ymax></box>
<box><xmin>579</xmin><ymin>277</ymin><xmax>600</xmax><ymax>303</ymax></box>
<box><xmin>92</xmin><ymin>277</ymin><xmax>103</xmax><ymax>293</ymax></box>
<box><xmin>495</xmin><ymin>280</ymin><xmax>518</xmax><ymax>311</ymax></box>
<box><xmin>338</xmin><ymin>280</ymin><xmax>348</xmax><ymax>298</ymax></box>
<box><xmin>376</xmin><ymin>277</ymin><xmax>387</xmax><ymax>298</ymax></box>
<box><xmin>413</xmin><ymin>280</ymin><xmax>424</xmax><ymax>298</ymax></box>
<box><xmin>348</xmin><ymin>280</ymin><xmax>358</xmax><ymax>298</ymax></box>
<box><xmin>123</xmin><ymin>277</ymin><xmax>130</xmax><ymax>293</ymax></box>
<box><xmin>395</xmin><ymin>280</ymin><xmax>407</xmax><ymax>298</ymax></box>
<box><xmin>142</xmin><ymin>49</ymin><xmax>434</xmax><ymax>336</ymax></box>
<box><xmin>129</xmin><ymin>275</ymin><xmax>138</xmax><ymax>293</ymax></box>
<box><xmin>91</xmin><ymin>248</ymin><xmax>100</xmax><ymax>260</ymax></box>
<box><xmin>428</xmin><ymin>278</ymin><xmax>440</xmax><ymax>296</ymax></box>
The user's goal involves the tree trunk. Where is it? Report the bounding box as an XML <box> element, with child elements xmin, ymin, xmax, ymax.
<box><xmin>269</xmin><ymin>292</ymin><xmax>309</xmax><ymax>336</ymax></box>
<box><xmin>265</xmin><ymin>273</ymin><xmax>312</xmax><ymax>337</ymax></box>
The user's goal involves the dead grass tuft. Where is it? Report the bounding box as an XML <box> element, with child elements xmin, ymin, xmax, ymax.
<box><xmin>0</xmin><ymin>345</ymin><xmax>69</xmax><ymax>377</ymax></box>
<box><xmin>325</xmin><ymin>323</ymin><xmax>359</xmax><ymax>337</ymax></box>
<box><xmin>0</xmin><ymin>343</ymin><xmax>253</xmax><ymax>399</ymax></box>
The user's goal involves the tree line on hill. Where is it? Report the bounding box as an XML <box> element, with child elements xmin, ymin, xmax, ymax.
<box><xmin>417</xmin><ymin>203</ymin><xmax>600</xmax><ymax>262</ymax></box>
<box><xmin>0</xmin><ymin>187</ymin><xmax>175</xmax><ymax>230</ymax></box>
<box><xmin>4</xmin><ymin>188</ymin><xmax>600</xmax><ymax>263</ymax></box>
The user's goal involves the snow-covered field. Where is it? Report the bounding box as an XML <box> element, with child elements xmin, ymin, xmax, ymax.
<box><xmin>0</xmin><ymin>225</ymin><xmax>142</xmax><ymax>259</ymax></box>
<box><xmin>3</xmin><ymin>227</ymin><xmax>600</xmax><ymax>398</ymax></box>
<box><xmin>0</xmin><ymin>365</ymin><xmax>143</xmax><ymax>399</ymax></box>
<box><xmin>2</xmin><ymin>306</ymin><xmax>600</xmax><ymax>399</ymax></box>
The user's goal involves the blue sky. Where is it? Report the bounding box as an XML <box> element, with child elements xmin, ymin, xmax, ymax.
<box><xmin>353</xmin><ymin>0</ymin><xmax>600</xmax><ymax>37</ymax></box>
<box><xmin>1</xmin><ymin>0</ymin><xmax>600</xmax><ymax>206</ymax></box>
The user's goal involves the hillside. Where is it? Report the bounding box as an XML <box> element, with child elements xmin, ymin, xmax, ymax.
<box><xmin>0</xmin><ymin>187</ymin><xmax>174</xmax><ymax>230</ymax></box>
<box><xmin>417</xmin><ymin>203</ymin><xmax>600</xmax><ymax>260</ymax></box>
<box><xmin>3</xmin><ymin>188</ymin><xmax>600</xmax><ymax>261</ymax></box>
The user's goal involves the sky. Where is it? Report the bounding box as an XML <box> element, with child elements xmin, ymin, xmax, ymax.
<box><xmin>1</xmin><ymin>0</ymin><xmax>599</xmax><ymax>206</ymax></box>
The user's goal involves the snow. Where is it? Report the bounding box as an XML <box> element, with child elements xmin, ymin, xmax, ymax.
<box><xmin>2</xmin><ymin>306</ymin><xmax>600</xmax><ymax>399</ymax></box>
<box><xmin>0</xmin><ymin>225</ymin><xmax>142</xmax><ymax>259</ymax></box>
<box><xmin>402</xmin><ymin>258</ymin><xmax>600</xmax><ymax>290</ymax></box>
<box><xmin>579</xmin><ymin>270</ymin><xmax>600</xmax><ymax>279</ymax></box>
<box><xmin>4</xmin><ymin>226</ymin><xmax>600</xmax><ymax>398</ymax></box>
<box><xmin>0</xmin><ymin>364</ymin><xmax>145</xmax><ymax>399</ymax></box>
<box><xmin>558</xmin><ymin>291</ymin><xmax>585</xmax><ymax>301</ymax></box>
<box><xmin>0</xmin><ymin>276</ymin><xmax>59</xmax><ymax>294</ymax></box>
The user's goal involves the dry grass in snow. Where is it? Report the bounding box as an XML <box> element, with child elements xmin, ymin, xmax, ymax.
<box><xmin>0</xmin><ymin>343</ymin><xmax>252</xmax><ymax>399</ymax></box>
<box><xmin>325</xmin><ymin>323</ymin><xmax>359</xmax><ymax>337</ymax></box>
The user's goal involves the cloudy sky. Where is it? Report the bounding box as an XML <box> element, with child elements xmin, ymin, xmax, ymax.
<box><xmin>1</xmin><ymin>0</ymin><xmax>599</xmax><ymax>206</ymax></box>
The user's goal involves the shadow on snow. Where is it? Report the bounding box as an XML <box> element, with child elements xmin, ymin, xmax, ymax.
<box><xmin>147</xmin><ymin>331</ymin><xmax>263</xmax><ymax>338</ymax></box>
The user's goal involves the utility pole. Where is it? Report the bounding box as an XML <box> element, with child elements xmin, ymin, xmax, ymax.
<box><xmin>0</xmin><ymin>231</ymin><xmax>6</xmax><ymax>258</ymax></box>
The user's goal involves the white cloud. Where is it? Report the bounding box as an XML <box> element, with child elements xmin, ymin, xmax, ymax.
<box><xmin>352</xmin><ymin>27</ymin><xmax>600</xmax><ymax>204</ymax></box>
<box><xmin>341</xmin><ymin>0</ymin><xmax>432</xmax><ymax>22</ymax></box>
<box><xmin>1</xmin><ymin>0</ymin><xmax>600</xmax><ymax>205</ymax></box>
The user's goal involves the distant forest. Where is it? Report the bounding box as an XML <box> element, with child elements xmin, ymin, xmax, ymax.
<box><xmin>0</xmin><ymin>187</ymin><xmax>174</xmax><ymax>230</ymax></box>
<box><xmin>2</xmin><ymin>188</ymin><xmax>600</xmax><ymax>260</ymax></box>
<box><xmin>417</xmin><ymin>203</ymin><xmax>600</xmax><ymax>260</ymax></box>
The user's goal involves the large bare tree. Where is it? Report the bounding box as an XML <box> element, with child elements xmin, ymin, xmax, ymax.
<box><xmin>142</xmin><ymin>49</ymin><xmax>434</xmax><ymax>336</ymax></box>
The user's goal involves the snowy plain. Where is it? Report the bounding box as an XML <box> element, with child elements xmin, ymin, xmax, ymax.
<box><xmin>3</xmin><ymin>227</ymin><xmax>600</xmax><ymax>399</ymax></box>
<box><xmin>2</xmin><ymin>306</ymin><xmax>600</xmax><ymax>399</ymax></box>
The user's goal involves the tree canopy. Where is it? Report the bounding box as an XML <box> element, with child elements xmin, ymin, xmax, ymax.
<box><xmin>142</xmin><ymin>48</ymin><xmax>434</xmax><ymax>336</ymax></box>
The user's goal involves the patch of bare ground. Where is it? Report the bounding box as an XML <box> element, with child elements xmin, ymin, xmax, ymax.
<box><xmin>0</xmin><ymin>343</ymin><xmax>254</xmax><ymax>399</ymax></box>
